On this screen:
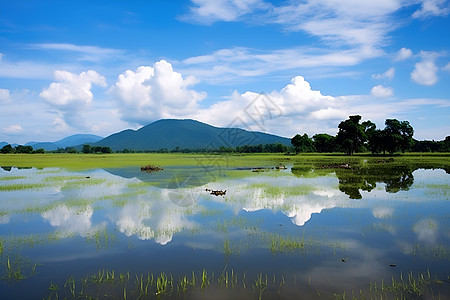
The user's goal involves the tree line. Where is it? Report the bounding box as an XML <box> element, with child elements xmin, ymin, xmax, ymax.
<box><xmin>0</xmin><ymin>144</ymin><xmax>113</xmax><ymax>154</ymax></box>
<box><xmin>291</xmin><ymin>115</ymin><xmax>450</xmax><ymax>155</ymax></box>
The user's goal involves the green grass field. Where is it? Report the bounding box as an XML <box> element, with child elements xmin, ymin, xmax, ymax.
<box><xmin>0</xmin><ymin>152</ymin><xmax>449</xmax><ymax>171</ymax></box>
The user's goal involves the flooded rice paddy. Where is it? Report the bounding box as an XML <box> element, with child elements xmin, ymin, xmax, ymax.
<box><xmin>0</xmin><ymin>159</ymin><xmax>449</xmax><ymax>299</ymax></box>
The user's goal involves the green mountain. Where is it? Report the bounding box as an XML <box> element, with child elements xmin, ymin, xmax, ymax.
<box><xmin>95</xmin><ymin>119</ymin><xmax>291</xmax><ymax>151</ymax></box>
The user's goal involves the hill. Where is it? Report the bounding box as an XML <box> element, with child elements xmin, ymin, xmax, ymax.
<box><xmin>95</xmin><ymin>119</ymin><xmax>291</xmax><ymax>151</ymax></box>
<box><xmin>26</xmin><ymin>134</ymin><xmax>103</xmax><ymax>151</ymax></box>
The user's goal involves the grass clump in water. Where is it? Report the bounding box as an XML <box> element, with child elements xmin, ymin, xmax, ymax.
<box><xmin>268</xmin><ymin>233</ymin><xmax>306</xmax><ymax>254</ymax></box>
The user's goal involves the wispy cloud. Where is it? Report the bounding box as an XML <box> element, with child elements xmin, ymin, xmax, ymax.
<box><xmin>180</xmin><ymin>0</ymin><xmax>446</xmax><ymax>82</ymax></box>
<box><xmin>30</xmin><ymin>43</ymin><xmax>124</xmax><ymax>61</ymax></box>
<box><xmin>3</xmin><ymin>124</ymin><xmax>23</xmax><ymax>134</ymax></box>
<box><xmin>180</xmin><ymin>0</ymin><xmax>267</xmax><ymax>24</ymax></box>
<box><xmin>181</xmin><ymin>46</ymin><xmax>382</xmax><ymax>83</ymax></box>
<box><xmin>412</xmin><ymin>0</ymin><xmax>449</xmax><ymax>18</ymax></box>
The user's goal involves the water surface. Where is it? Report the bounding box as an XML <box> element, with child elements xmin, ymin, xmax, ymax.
<box><xmin>0</xmin><ymin>162</ymin><xmax>449</xmax><ymax>299</ymax></box>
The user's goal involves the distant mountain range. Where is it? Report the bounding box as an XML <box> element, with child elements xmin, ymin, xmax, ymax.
<box><xmin>1</xmin><ymin>119</ymin><xmax>291</xmax><ymax>151</ymax></box>
<box><xmin>0</xmin><ymin>134</ymin><xmax>103</xmax><ymax>151</ymax></box>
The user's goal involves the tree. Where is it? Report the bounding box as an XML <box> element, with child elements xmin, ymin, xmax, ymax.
<box><xmin>336</xmin><ymin>115</ymin><xmax>365</xmax><ymax>155</ymax></box>
<box><xmin>312</xmin><ymin>133</ymin><xmax>336</xmax><ymax>153</ymax></box>
<box><xmin>33</xmin><ymin>148</ymin><xmax>45</xmax><ymax>154</ymax></box>
<box><xmin>15</xmin><ymin>145</ymin><xmax>33</xmax><ymax>154</ymax></box>
<box><xmin>1</xmin><ymin>144</ymin><xmax>15</xmax><ymax>154</ymax></box>
<box><xmin>399</xmin><ymin>120</ymin><xmax>414</xmax><ymax>153</ymax></box>
<box><xmin>384</xmin><ymin>119</ymin><xmax>414</xmax><ymax>154</ymax></box>
<box><xmin>362</xmin><ymin>120</ymin><xmax>387</xmax><ymax>154</ymax></box>
<box><xmin>291</xmin><ymin>134</ymin><xmax>315</xmax><ymax>154</ymax></box>
<box><xmin>82</xmin><ymin>144</ymin><xmax>92</xmax><ymax>154</ymax></box>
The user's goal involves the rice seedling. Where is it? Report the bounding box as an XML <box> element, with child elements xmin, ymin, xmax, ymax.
<box><xmin>0</xmin><ymin>176</ymin><xmax>26</xmax><ymax>181</ymax></box>
<box><xmin>223</xmin><ymin>239</ymin><xmax>232</xmax><ymax>255</ymax></box>
<box><xmin>48</xmin><ymin>281</ymin><xmax>59</xmax><ymax>299</ymax></box>
<box><xmin>177</xmin><ymin>275</ymin><xmax>190</xmax><ymax>294</ymax></box>
<box><xmin>134</xmin><ymin>273</ymin><xmax>152</xmax><ymax>296</ymax></box>
<box><xmin>201</xmin><ymin>269</ymin><xmax>209</xmax><ymax>290</ymax></box>
<box><xmin>0</xmin><ymin>182</ymin><xmax>49</xmax><ymax>191</ymax></box>
<box><xmin>64</xmin><ymin>276</ymin><xmax>76</xmax><ymax>297</ymax></box>
<box><xmin>4</xmin><ymin>256</ymin><xmax>27</xmax><ymax>281</ymax></box>
<box><xmin>252</xmin><ymin>273</ymin><xmax>267</xmax><ymax>300</ymax></box>
<box><xmin>268</xmin><ymin>233</ymin><xmax>306</xmax><ymax>254</ymax></box>
<box><xmin>90</xmin><ymin>269</ymin><xmax>115</xmax><ymax>284</ymax></box>
<box><xmin>156</xmin><ymin>272</ymin><xmax>169</xmax><ymax>295</ymax></box>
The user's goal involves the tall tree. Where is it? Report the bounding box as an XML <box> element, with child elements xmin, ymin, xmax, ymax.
<box><xmin>336</xmin><ymin>115</ymin><xmax>365</xmax><ymax>155</ymax></box>
<box><xmin>291</xmin><ymin>134</ymin><xmax>315</xmax><ymax>154</ymax></box>
<box><xmin>362</xmin><ymin>120</ymin><xmax>386</xmax><ymax>154</ymax></box>
<box><xmin>1</xmin><ymin>144</ymin><xmax>15</xmax><ymax>154</ymax></box>
<box><xmin>399</xmin><ymin>120</ymin><xmax>414</xmax><ymax>153</ymax></box>
<box><xmin>15</xmin><ymin>145</ymin><xmax>33</xmax><ymax>154</ymax></box>
<box><xmin>82</xmin><ymin>144</ymin><xmax>92</xmax><ymax>154</ymax></box>
<box><xmin>384</xmin><ymin>119</ymin><xmax>414</xmax><ymax>154</ymax></box>
<box><xmin>312</xmin><ymin>133</ymin><xmax>336</xmax><ymax>153</ymax></box>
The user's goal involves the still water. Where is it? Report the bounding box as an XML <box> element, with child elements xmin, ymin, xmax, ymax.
<box><xmin>0</xmin><ymin>162</ymin><xmax>449</xmax><ymax>299</ymax></box>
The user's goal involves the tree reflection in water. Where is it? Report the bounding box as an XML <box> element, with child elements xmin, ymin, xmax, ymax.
<box><xmin>292</xmin><ymin>162</ymin><xmax>415</xmax><ymax>199</ymax></box>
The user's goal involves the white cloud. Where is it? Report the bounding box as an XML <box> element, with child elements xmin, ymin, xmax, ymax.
<box><xmin>372</xmin><ymin>207</ymin><xmax>394</xmax><ymax>218</ymax></box>
<box><xmin>110</xmin><ymin>60</ymin><xmax>206</xmax><ymax>125</ymax></box>
<box><xmin>40</xmin><ymin>70</ymin><xmax>106</xmax><ymax>106</ymax></box>
<box><xmin>395</xmin><ymin>47</ymin><xmax>413</xmax><ymax>61</ymax></box>
<box><xmin>183</xmin><ymin>0</ymin><xmax>265</xmax><ymax>23</ymax></box>
<box><xmin>192</xmin><ymin>76</ymin><xmax>450</xmax><ymax>139</ymax></box>
<box><xmin>0</xmin><ymin>89</ymin><xmax>11</xmax><ymax>102</ymax></box>
<box><xmin>411</xmin><ymin>60</ymin><xmax>438</xmax><ymax>86</ymax></box>
<box><xmin>182</xmin><ymin>46</ymin><xmax>382</xmax><ymax>83</ymax></box>
<box><xmin>183</xmin><ymin>0</ymin><xmax>405</xmax><ymax>57</ymax></box>
<box><xmin>42</xmin><ymin>205</ymin><xmax>96</xmax><ymax>237</ymax></box>
<box><xmin>2</xmin><ymin>124</ymin><xmax>23</xmax><ymax>134</ymax></box>
<box><xmin>371</xmin><ymin>85</ymin><xmax>394</xmax><ymax>98</ymax></box>
<box><xmin>40</xmin><ymin>70</ymin><xmax>107</xmax><ymax>127</ymax></box>
<box><xmin>372</xmin><ymin>67</ymin><xmax>395</xmax><ymax>80</ymax></box>
<box><xmin>413</xmin><ymin>219</ymin><xmax>438</xmax><ymax>245</ymax></box>
<box><xmin>252</xmin><ymin>1</ymin><xmax>401</xmax><ymax>47</ymax></box>
<box><xmin>31</xmin><ymin>43</ymin><xmax>123</xmax><ymax>61</ymax></box>
<box><xmin>52</xmin><ymin>117</ymin><xmax>69</xmax><ymax>132</ymax></box>
<box><xmin>412</xmin><ymin>0</ymin><xmax>449</xmax><ymax>18</ymax></box>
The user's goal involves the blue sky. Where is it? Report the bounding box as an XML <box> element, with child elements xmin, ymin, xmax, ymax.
<box><xmin>1</xmin><ymin>0</ymin><xmax>449</xmax><ymax>144</ymax></box>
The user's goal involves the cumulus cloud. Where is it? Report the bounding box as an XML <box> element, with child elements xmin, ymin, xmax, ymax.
<box><xmin>191</xmin><ymin>75</ymin><xmax>353</xmax><ymax>137</ymax></box>
<box><xmin>40</xmin><ymin>70</ymin><xmax>107</xmax><ymax>127</ymax></box>
<box><xmin>371</xmin><ymin>85</ymin><xmax>394</xmax><ymax>98</ymax></box>
<box><xmin>411</xmin><ymin>60</ymin><xmax>438</xmax><ymax>85</ymax></box>
<box><xmin>110</xmin><ymin>60</ymin><xmax>206</xmax><ymax>125</ymax></box>
<box><xmin>395</xmin><ymin>47</ymin><xmax>413</xmax><ymax>61</ymax></box>
<box><xmin>412</xmin><ymin>0</ymin><xmax>449</xmax><ymax>18</ymax></box>
<box><xmin>42</xmin><ymin>205</ymin><xmax>97</xmax><ymax>237</ymax></box>
<box><xmin>372</xmin><ymin>67</ymin><xmax>395</xmax><ymax>80</ymax></box>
